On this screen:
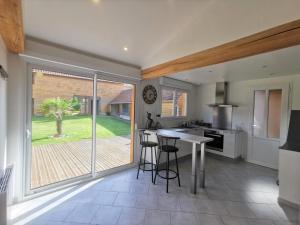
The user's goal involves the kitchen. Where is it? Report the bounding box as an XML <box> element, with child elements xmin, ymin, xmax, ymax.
<box><xmin>1</xmin><ymin>1</ymin><xmax>300</xmax><ymax>225</ymax></box>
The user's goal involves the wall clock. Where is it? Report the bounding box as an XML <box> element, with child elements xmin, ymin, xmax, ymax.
<box><xmin>143</xmin><ymin>85</ymin><xmax>157</xmax><ymax>104</ymax></box>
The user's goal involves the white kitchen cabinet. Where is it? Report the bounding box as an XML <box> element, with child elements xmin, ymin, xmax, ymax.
<box><xmin>223</xmin><ymin>132</ymin><xmax>241</xmax><ymax>158</ymax></box>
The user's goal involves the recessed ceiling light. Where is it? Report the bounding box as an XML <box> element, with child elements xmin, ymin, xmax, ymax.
<box><xmin>92</xmin><ymin>0</ymin><xmax>100</xmax><ymax>3</ymax></box>
<box><xmin>123</xmin><ymin>46</ymin><xmax>128</xmax><ymax>51</ymax></box>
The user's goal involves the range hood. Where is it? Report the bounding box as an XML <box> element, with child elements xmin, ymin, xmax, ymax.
<box><xmin>208</xmin><ymin>82</ymin><xmax>238</xmax><ymax>107</ymax></box>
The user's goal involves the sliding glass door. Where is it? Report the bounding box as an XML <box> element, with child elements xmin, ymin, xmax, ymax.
<box><xmin>95</xmin><ymin>79</ymin><xmax>134</xmax><ymax>172</ymax></box>
<box><xmin>27</xmin><ymin>68</ymin><xmax>135</xmax><ymax>193</ymax></box>
<box><xmin>29</xmin><ymin>69</ymin><xmax>93</xmax><ymax>190</ymax></box>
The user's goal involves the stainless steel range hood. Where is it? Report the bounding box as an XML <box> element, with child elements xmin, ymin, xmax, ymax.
<box><xmin>208</xmin><ymin>82</ymin><xmax>238</xmax><ymax>107</ymax></box>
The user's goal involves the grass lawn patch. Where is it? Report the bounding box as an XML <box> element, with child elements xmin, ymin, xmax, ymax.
<box><xmin>32</xmin><ymin>115</ymin><xmax>131</xmax><ymax>146</ymax></box>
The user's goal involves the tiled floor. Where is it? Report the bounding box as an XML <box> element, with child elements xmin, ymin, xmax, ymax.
<box><xmin>9</xmin><ymin>155</ymin><xmax>299</xmax><ymax>225</ymax></box>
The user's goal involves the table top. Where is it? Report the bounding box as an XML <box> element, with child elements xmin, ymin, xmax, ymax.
<box><xmin>144</xmin><ymin>128</ymin><xmax>213</xmax><ymax>145</ymax></box>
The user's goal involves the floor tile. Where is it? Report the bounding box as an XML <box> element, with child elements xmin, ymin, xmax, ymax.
<box><xmin>117</xmin><ymin>208</ymin><xmax>146</xmax><ymax>225</ymax></box>
<box><xmin>248</xmin><ymin>203</ymin><xmax>280</xmax><ymax>220</ymax></box>
<box><xmin>42</xmin><ymin>202</ymin><xmax>76</xmax><ymax>222</ymax></box>
<box><xmin>130</xmin><ymin>182</ymin><xmax>150</xmax><ymax>194</ymax></box>
<box><xmin>145</xmin><ymin>210</ymin><xmax>171</xmax><ymax>225</ymax></box>
<box><xmin>225</xmin><ymin>202</ymin><xmax>256</xmax><ymax>218</ymax></box>
<box><xmin>90</xmin><ymin>205</ymin><xmax>122</xmax><ymax>225</ymax></box>
<box><xmin>93</xmin><ymin>191</ymin><xmax>118</xmax><ymax>205</ymax></box>
<box><xmin>114</xmin><ymin>193</ymin><xmax>136</xmax><ymax>207</ymax></box>
<box><xmin>221</xmin><ymin>215</ymin><xmax>249</xmax><ymax>225</ymax></box>
<box><xmin>135</xmin><ymin>194</ymin><xmax>158</xmax><ymax>209</ymax></box>
<box><xmin>170</xmin><ymin>212</ymin><xmax>197</xmax><ymax>225</ymax></box>
<box><xmin>65</xmin><ymin>203</ymin><xmax>100</xmax><ymax>224</ymax></box>
<box><xmin>45</xmin><ymin>222</ymin><xmax>74</xmax><ymax>225</ymax></box>
<box><xmin>111</xmin><ymin>181</ymin><xmax>132</xmax><ymax>192</ymax></box>
<box><xmin>157</xmin><ymin>195</ymin><xmax>180</xmax><ymax>211</ymax></box>
<box><xmin>195</xmin><ymin>213</ymin><xmax>224</xmax><ymax>225</ymax></box>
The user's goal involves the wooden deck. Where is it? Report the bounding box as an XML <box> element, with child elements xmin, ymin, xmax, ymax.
<box><xmin>31</xmin><ymin>136</ymin><xmax>131</xmax><ymax>189</ymax></box>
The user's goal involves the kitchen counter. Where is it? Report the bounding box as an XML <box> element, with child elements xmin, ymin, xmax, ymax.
<box><xmin>174</xmin><ymin>126</ymin><xmax>242</xmax><ymax>134</ymax></box>
<box><xmin>141</xmin><ymin>126</ymin><xmax>243</xmax><ymax>160</ymax></box>
<box><xmin>156</xmin><ymin>128</ymin><xmax>212</xmax><ymax>144</ymax></box>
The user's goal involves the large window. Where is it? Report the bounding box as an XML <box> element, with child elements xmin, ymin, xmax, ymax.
<box><xmin>161</xmin><ymin>88</ymin><xmax>187</xmax><ymax>117</ymax></box>
<box><xmin>28</xmin><ymin>69</ymin><xmax>135</xmax><ymax>191</ymax></box>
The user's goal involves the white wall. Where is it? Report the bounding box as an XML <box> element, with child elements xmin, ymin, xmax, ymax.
<box><xmin>139</xmin><ymin>77</ymin><xmax>198</xmax><ymax>129</ymax></box>
<box><xmin>196</xmin><ymin>74</ymin><xmax>300</xmax><ymax>160</ymax></box>
<box><xmin>0</xmin><ymin>35</ymin><xmax>7</xmax><ymax>171</ymax></box>
<box><xmin>7</xmin><ymin>53</ymin><xmax>27</xmax><ymax>203</ymax></box>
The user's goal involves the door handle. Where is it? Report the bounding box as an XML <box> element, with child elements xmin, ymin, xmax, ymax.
<box><xmin>26</xmin><ymin>129</ymin><xmax>31</xmax><ymax>139</ymax></box>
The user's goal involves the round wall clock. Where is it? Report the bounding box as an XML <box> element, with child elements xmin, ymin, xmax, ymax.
<box><xmin>143</xmin><ymin>85</ymin><xmax>157</xmax><ymax>104</ymax></box>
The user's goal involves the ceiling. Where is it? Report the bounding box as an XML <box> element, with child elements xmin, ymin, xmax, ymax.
<box><xmin>23</xmin><ymin>0</ymin><xmax>300</xmax><ymax>70</ymax></box>
<box><xmin>168</xmin><ymin>46</ymin><xmax>300</xmax><ymax>84</ymax></box>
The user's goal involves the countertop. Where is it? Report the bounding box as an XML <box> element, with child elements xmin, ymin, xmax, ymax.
<box><xmin>143</xmin><ymin>128</ymin><xmax>213</xmax><ymax>145</ymax></box>
<box><xmin>140</xmin><ymin>126</ymin><xmax>242</xmax><ymax>135</ymax></box>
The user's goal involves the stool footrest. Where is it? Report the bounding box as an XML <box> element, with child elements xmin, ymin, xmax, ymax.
<box><xmin>139</xmin><ymin>162</ymin><xmax>156</xmax><ymax>172</ymax></box>
<box><xmin>156</xmin><ymin>169</ymin><xmax>179</xmax><ymax>180</ymax></box>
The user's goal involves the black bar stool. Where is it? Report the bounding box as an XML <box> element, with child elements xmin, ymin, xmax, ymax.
<box><xmin>154</xmin><ymin>135</ymin><xmax>181</xmax><ymax>193</ymax></box>
<box><xmin>136</xmin><ymin>130</ymin><xmax>158</xmax><ymax>183</ymax></box>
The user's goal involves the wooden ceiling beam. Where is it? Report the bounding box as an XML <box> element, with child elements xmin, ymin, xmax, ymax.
<box><xmin>142</xmin><ymin>19</ymin><xmax>300</xmax><ymax>79</ymax></box>
<box><xmin>0</xmin><ymin>0</ymin><xmax>24</xmax><ymax>53</ymax></box>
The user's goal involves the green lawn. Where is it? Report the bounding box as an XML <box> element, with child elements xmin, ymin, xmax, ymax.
<box><xmin>32</xmin><ymin>115</ymin><xmax>131</xmax><ymax>146</ymax></box>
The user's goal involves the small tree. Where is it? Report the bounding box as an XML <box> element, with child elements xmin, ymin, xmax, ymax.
<box><xmin>40</xmin><ymin>97</ymin><xmax>72</xmax><ymax>137</ymax></box>
<box><xmin>70</xmin><ymin>96</ymin><xmax>81</xmax><ymax>111</ymax></box>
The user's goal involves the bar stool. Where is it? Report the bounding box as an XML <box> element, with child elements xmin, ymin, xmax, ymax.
<box><xmin>154</xmin><ymin>135</ymin><xmax>181</xmax><ymax>193</ymax></box>
<box><xmin>136</xmin><ymin>130</ymin><xmax>158</xmax><ymax>183</ymax></box>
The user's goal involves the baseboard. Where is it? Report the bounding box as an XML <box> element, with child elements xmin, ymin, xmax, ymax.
<box><xmin>278</xmin><ymin>197</ymin><xmax>300</xmax><ymax>210</ymax></box>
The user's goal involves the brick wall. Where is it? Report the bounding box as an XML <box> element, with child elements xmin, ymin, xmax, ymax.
<box><xmin>32</xmin><ymin>71</ymin><xmax>131</xmax><ymax>115</ymax></box>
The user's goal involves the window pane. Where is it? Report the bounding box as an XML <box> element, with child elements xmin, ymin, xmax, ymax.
<box><xmin>253</xmin><ymin>90</ymin><xmax>266</xmax><ymax>137</ymax></box>
<box><xmin>161</xmin><ymin>89</ymin><xmax>187</xmax><ymax>117</ymax></box>
<box><xmin>175</xmin><ymin>91</ymin><xmax>187</xmax><ymax>116</ymax></box>
<box><xmin>267</xmin><ymin>89</ymin><xmax>282</xmax><ymax>139</ymax></box>
<box><xmin>162</xmin><ymin>89</ymin><xmax>174</xmax><ymax>117</ymax></box>
<box><xmin>31</xmin><ymin>69</ymin><xmax>92</xmax><ymax>189</ymax></box>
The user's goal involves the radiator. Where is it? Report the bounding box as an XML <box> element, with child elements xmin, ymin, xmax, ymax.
<box><xmin>0</xmin><ymin>166</ymin><xmax>13</xmax><ymax>225</ymax></box>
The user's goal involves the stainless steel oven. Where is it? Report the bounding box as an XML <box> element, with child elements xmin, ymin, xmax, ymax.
<box><xmin>204</xmin><ymin>130</ymin><xmax>224</xmax><ymax>152</ymax></box>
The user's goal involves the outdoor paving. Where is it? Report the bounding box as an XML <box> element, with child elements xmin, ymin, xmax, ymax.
<box><xmin>31</xmin><ymin>136</ymin><xmax>131</xmax><ymax>189</ymax></box>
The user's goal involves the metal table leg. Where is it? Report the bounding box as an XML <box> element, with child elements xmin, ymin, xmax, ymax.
<box><xmin>200</xmin><ymin>142</ymin><xmax>206</xmax><ymax>188</ymax></box>
<box><xmin>191</xmin><ymin>142</ymin><xmax>197</xmax><ymax>194</ymax></box>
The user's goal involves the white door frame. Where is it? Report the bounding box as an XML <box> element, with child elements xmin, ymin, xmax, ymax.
<box><xmin>248</xmin><ymin>83</ymin><xmax>290</xmax><ymax>169</ymax></box>
<box><xmin>23</xmin><ymin>63</ymin><xmax>139</xmax><ymax>198</ymax></box>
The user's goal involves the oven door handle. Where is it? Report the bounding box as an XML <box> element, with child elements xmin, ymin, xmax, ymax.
<box><xmin>207</xmin><ymin>134</ymin><xmax>222</xmax><ymax>138</ymax></box>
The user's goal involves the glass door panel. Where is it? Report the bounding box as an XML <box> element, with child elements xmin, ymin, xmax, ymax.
<box><xmin>267</xmin><ymin>89</ymin><xmax>282</xmax><ymax>139</ymax></box>
<box><xmin>30</xmin><ymin>69</ymin><xmax>92</xmax><ymax>190</ymax></box>
<box><xmin>253</xmin><ymin>90</ymin><xmax>266</xmax><ymax>137</ymax></box>
<box><xmin>95</xmin><ymin>79</ymin><xmax>134</xmax><ymax>172</ymax></box>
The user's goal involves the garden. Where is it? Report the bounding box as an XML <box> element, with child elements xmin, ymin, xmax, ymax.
<box><xmin>32</xmin><ymin>97</ymin><xmax>130</xmax><ymax>146</ymax></box>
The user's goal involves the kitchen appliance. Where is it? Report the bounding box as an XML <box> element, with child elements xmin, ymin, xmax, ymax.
<box><xmin>212</xmin><ymin>106</ymin><xmax>232</xmax><ymax>130</ymax></box>
<box><xmin>204</xmin><ymin>129</ymin><xmax>224</xmax><ymax>152</ymax></box>
<box><xmin>207</xmin><ymin>82</ymin><xmax>237</xmax><ymax>130</ymax></box>
<box><xmin>208</xmin><ymin>82</ymin><xmax>238</xmax><ymax>107</ymax></box>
